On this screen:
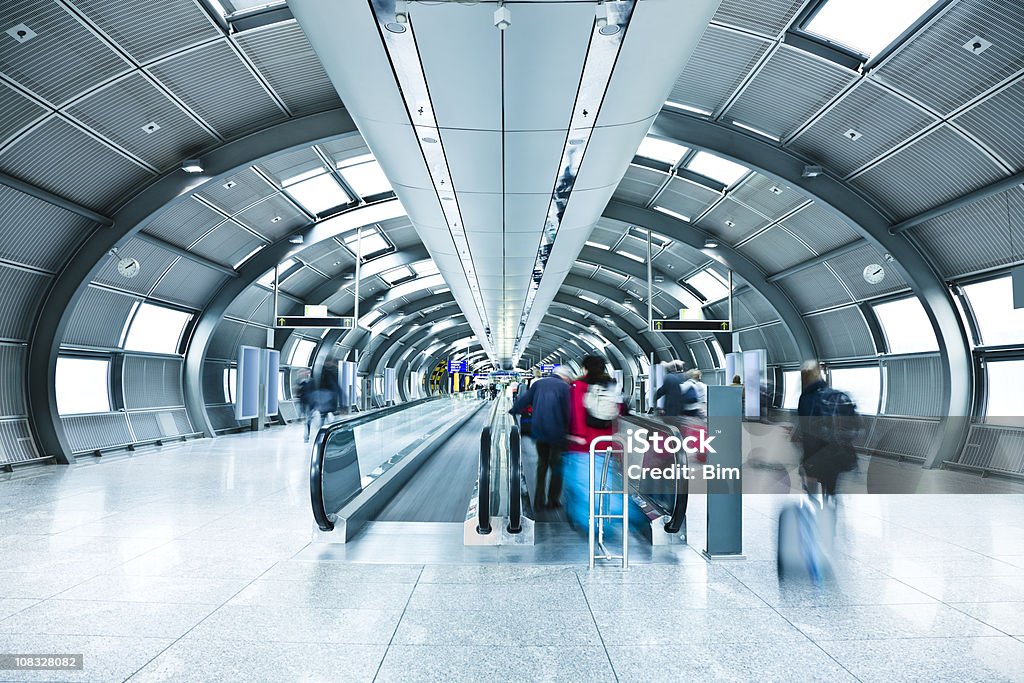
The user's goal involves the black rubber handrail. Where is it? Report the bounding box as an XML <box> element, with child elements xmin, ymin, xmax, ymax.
<box><xmin>477</xmin><ymin>425</ymin><xmax>492</xmax><ymax>535</ymax></box>
<box><xmin>623</xmin><ymin>414</ymin><xmax>689</xmax><ymax>534</ymax></box>
<box><xmin>310</xmin><ymin>396</ymin><xmax>443</xmax><ymax>532</ymax></box>
<box><xmin>507</xmin><ymin>424</ymin><xmax>522</xmax><ymax>534</ymax></box>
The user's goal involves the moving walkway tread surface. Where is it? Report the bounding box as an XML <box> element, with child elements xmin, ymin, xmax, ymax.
<box><xmin>373</xmin><ymin>407</ymin><xmax>492</xmax><ymax>523</ymax></box>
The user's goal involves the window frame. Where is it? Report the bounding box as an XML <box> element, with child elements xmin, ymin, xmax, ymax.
<box><xmin>121</xmin><ymin>302</ymin><xmax>194</xmax><ymax>356</ymax></box>
<box><xmin>56</xmin><ymin>354</ymin><xmax>113</xmax><ymax>416</ymax></box>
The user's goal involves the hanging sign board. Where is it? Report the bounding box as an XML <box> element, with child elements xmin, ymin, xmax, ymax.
<box><xmin>276</xmin><ymin>316</ymin><xmax>353</xmax><ymax>329</ymax></box>
<box><xmin>652</xmin><ymin>319</ymin><xmax>731</xmax><ymax>332</ymax></box>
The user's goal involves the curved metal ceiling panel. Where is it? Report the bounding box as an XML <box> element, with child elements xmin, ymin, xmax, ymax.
<box><xmin>72</xmin><ymin>0</ymin><xmax>220</xmax><ymax>64</ymax></box>
<box><xmin>0</xmin><ymin>184</ymin><xmax>91</xmax><ymax>272</ymax></box>
<box><xmin>669</xmin><ymin>24</ymin><xmax>771</xmax><ymax>115</ymax></box>
<box><xmin>0</xmin><ymin>80</ymin><xmax>47</xmax><ymax>147</ymax></box>
<box><xmin>804</xmin><ymin>307</ymin><xmax>876</xmax><ymax>360</ymax></box>
<box><xmin>712</xmin><ymin>0</ymin><xmax>805</xmax><ymax>38</ymax></box>
<box><xmin>953</xmin><ymin>76</ymin><xmax>1024</xmax><ymax>171</ymax></box>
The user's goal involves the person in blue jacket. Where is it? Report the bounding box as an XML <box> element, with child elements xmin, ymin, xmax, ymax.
<box><xmin>510</xmin><ymin>365</ymin><xmax>573</xmax><ymax>508</ymax></box>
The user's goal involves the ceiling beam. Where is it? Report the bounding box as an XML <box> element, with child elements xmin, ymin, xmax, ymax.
<box><xmin>0</xmin><ymin>170</ymin><xmax>114</xmax><ymax>227</ymax></box>
<box><xmin>889</xmin><ymin>170</ymin><xmax>1024</xmax><ymax>235</ymax></box>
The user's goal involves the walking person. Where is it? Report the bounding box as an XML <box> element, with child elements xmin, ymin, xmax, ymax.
<box><xmin>680</xmin><ymin>369</ymin><xmax>707</xmax><ymax>418</ymax></box>
<box><xmin>509</xmin><ymin>366</ymin><xmax>573</xmax><ymax>509</ymax></box>
<box><xmin>654</xmin><ymin>360</ymin><xmax>689</xmax><ymax>417</ymax></box>
<box><xmin>296</xmin><ymin>370</ymin><xmax>317</xmax><ymax>443</ymax></box>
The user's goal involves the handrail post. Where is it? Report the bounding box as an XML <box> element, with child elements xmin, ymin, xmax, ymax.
<box><xmin>507</xmin><ymin>425</ymin><xmax>522</xmax><ymax>534</ymax></box>
<box><xmin>477</xmin><ymin>425</ymin><xmax>492</xmax><ymax>535</ymax></box>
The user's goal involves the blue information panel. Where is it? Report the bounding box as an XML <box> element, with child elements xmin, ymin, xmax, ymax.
<box><xmin>447</xmin><ymin>359</ymin><xmax>468</xmax><ymax>373</ymax></box>
<box><xmin>540</xmin><ymin>363</ymin><xmax>560</xmax><ymax>373</ymax></box>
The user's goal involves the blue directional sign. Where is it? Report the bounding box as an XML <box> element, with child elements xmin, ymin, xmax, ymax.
<box><xmin>447</xmin><ymin>359</ymin><xmax>468</xmax><ymax>373</ymax></box>
<box><xmin>540</xmin><ymin>363</ymin><xmax>560</xmax><ymax>373</ymax></box>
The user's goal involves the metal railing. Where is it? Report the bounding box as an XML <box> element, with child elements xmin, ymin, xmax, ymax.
<box><xmin>621</xmin><ymin>413</ymin><xmax>690</xmax><ymax>534</ymax></box>
<box><xmin>309</xmin><ymin>396</ymin><xmax>442</xmax><ymax>532</ymax></box>
<box><xmin>507</xmin><ymin>423</ymin><xmax>522</xmax><ymax>534</ymax></box>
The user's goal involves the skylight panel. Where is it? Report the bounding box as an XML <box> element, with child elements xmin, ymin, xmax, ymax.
<box><xmin>342</xmin><ymin>227</ymin><xmax>391</xmax><ymax>257</ymax></box>
<box><xmin>584</xmin><ymin>240</ymin><xmax>611</xmax><ymax>251</ymax></box>
<box><xmin>685</xmin><ymin>269</ymin><xmax>730</xmax><ymax>302</ymax></box>
<box><xmin>359</xmin><ymin>309</ymin><xmax>385</xmax><ymax>327</ymax></box>
<box><xmin>257</xmin><ymin>258</ymin><xmax>296</xmax><ymax>287</ymax></box>
<box><xmin>381</xmin><ymin>265</ymin><xmax>415</xmax><ymax>285</ymax></box>
<box><xmin>413</xmin><ymin>260</ymin><xmax>440</xmax><ymax>277</ymax></box>
<box><xmin>653</xmin><ymin>205</ymin><xmax>691</xmax><ymax>222</ymax></box>
<box><xmin>339</xmin><ymin>160</ymin><xmax>392</xmax><ymax>198</ymax></box>
<box><xmin>636</xmin><ymin>136</ymin><xmax>689</xmax><ymax>165</ymax></box>
<box><xmin>803</xmin><ymin>0</ymin><xmax>940</xmax><ymax>60</ymax></box>
<box><xmin>579</xmin><ymin>295</ymin><xmax>600</xmax><ymax>304</ymax></box>
<box><xmin>616</xmin><ymin>250</ymin><xmax>645</xmax><ymax>263</ymax></box>
<box><xmin>685</xmin><ymin>151</ymin><xmax>749</xmax><ymax>188</ymax></box>
<box><xmin>664</xmin><ymin>101</ymin><xmax>712</xmax><ymax>116</ymax></box>
<box><xmin>285</xmin><ymin>174</ymin><xmax>350</xmax><ymax>215</ymax></box>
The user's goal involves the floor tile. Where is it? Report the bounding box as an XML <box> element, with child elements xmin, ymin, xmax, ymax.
<box><xmin>0</xmin><ymin>599</ymin><xmax>217</xmax><ymax>639</ymax></box>
<box><xmin>375</xmin><ymin>645</ymin><xmax>616</xmax><ymax>683</ymax></box>
<box><xmin>738</xmin><ymin>577</ymin><xmax>938</xmax><ymax>608</ymax></box>
<box><xmin>592</xmin><ymin>607</ymin><xmax>808</xmax><ymax>646</ymax></box>
<box><xmin>898</xmin><ymin>575</ymin><xmax>1024</xmax><ymax>603</ymax></box>
<box><xmin>0</xmin><ymin>572</ymin><xmax>98</xmax><ymax>600</ymax></box>
<box><xmin>406</xmin><ymin>581</ymin><xmax>589</xmax><ymax>611</ymax></box>
<box><xmin>581</xmin><ymin>580</ymin><xmax>764</xmax><ymax>611</ymax></box>
<box><xmin>260</xmin><ymin>561</ymin><xmax>423</xmax><ymax>584</ymax></box>
<box><xmin>0</xmin><ymin>633</ymin><xmax>173</xmax><ymax>683</ymax></box>
<box><xmin>227</xmin><ymin>579</ymin><xmax>414</xmax><ymax>610</ymax></box>
<box><xmin>392</xmin><ymin>608</ymin><xmax>601</xmax><ymax>646</ymax></box>
<box><xmin>952</xmin><ymin>603</ymin><xmax>1024</xmax><ymax>636</ymax></box>
<box><xmin>187</xmin><ymin>604</ymin><xmax>402</xmax><ymax>644</ymax></box>
<box><xmin>0</xmin><ymin>599</ymin><xmax>38</xmax><ymax>622</ymax></box>
<box><xmin>779</xmin><ymin>603</ymin><xmax>1005</xmax><ymax>641</ymax></box>
<box><xmin>819</xmin><ymin>636</ymin><xmax>1024</xmax><ymax>682</ymax></box>
<box><xmin>56</xmin><ymin>575</ymin><xmax>250</xmax><ymax>605</ymax></box>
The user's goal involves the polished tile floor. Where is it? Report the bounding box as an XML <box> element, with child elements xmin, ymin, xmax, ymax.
<box><xmin>1</xmin><ymin>423</ymin><xmax>1023</xmax><ymax>682</ymax></box>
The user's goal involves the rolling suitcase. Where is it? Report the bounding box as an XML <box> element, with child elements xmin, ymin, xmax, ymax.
<box><xmin>777</xmin><ymin>498</ymin><xmax>833</xmax><ymax>584</ymax></box>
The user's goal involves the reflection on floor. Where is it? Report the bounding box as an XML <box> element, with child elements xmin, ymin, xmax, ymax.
<box><xmin>1</xmin><ymin>424</ymin><xmax>1023</xmax><ymax>681</ymax></box>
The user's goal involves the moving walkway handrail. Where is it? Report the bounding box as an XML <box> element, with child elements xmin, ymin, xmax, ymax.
<box><xmin>310</xmin><ymin>396</ymin><xmax>443</xmax><ymax>532</ymax></box>
<box><xmin>507</xmin><ymin>424</ymin><xmax>522</xmax><ymax>534</ymax></box>
<box><xmin>475</xmin><ymin>398</ymin><xmax>504</xmax><ymax>535</ymax></box>
<box><xmin>622</xmin><ymin>413</ymin><xmax>689</xmax><ymax>534</ymax></box>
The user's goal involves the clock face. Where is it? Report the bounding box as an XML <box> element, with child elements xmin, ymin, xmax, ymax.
<box><xmin>863</xmin><ymin>264</ymin><xmax>885</xmax><ymax>285</ymax></box>
<box><xmin>117</xmin><ymin>257</ymin><xmax>140</xmax><ymax>279</ymax></box>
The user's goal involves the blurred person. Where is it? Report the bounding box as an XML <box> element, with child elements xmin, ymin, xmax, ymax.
<box><xmin>794</xmin><ymin>360</ymin><xmax>860</xmax><ymax>505</ymax></box>
<box><xmin>654</xmin><ymin>360</ymin><xmax>689</xmax><ymax>417</ymax></box>
<box><xmin>295</xmin><ymin>370</ymin><xmax>316</xmax><ymax>443</ymax></box>
<box><xmin>510</xmin><ymin>365</ymin><xmax>573</xmax><ymax>508</ymax></box>
<box><xmin>320</xmin><ymin>360</ymin><xmax>342</xmax><ymax>419</ymax></box>
<box><xmin>680</xmin><ymin>369</ymin><xmax>707</xmax><ymax>418</ymax></box>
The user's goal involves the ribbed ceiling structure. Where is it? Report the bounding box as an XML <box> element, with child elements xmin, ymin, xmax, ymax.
<box><xmin>0</xmin><ymin>0</ymin><xmax>1020</xmax><ymax>476</ymax></box>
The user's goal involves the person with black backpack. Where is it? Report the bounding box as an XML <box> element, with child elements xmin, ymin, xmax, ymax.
<box><xmin>795</xmin><ymin>360</ymin><xmax>861</xmax><ymax>503</ymax></box>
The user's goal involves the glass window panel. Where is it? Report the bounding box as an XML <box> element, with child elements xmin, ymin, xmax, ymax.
<box><xmin>123</xmin><ymin>303</ymin><xmax>192</xmax><ymax>354</ymax></box>
<box><xmin>685</xmin><ymin>151</ymin><xmax>749</xmax><ymax>187</ymax></box>
<box><xmin>381</xmin><ymin>266</ymin><xmax>414</xmax><ymax>285</ymax></box>
<box><xmin>339</xmin><ymin>161</ymin><xmax>391</xmax><ymax>197</ymax></box>
<box><xmin>873</xmin><ymin>297</ymin><xmax>938</xmax><ymax>354</ymax></box>
<box><xmin>342</xmin><ymin>228</ymin><xmax>391</xmax><ymax>257</ymax></box>
<box><xmin>710</xmin><ymin>339</ymin><xmax>726</xmax><ymax>367</ymax></box>
<box><xmin>636</xmin><ymin>137</ymin><xmax>689</xmax><ymax>165</ymax></box>
<box><xmin>56</xmin><ymin>357</ymin><xmax>110</xmax><ymax>415</ymax></box>
<box><xmin>804</xmin><ymin>0</ymin><xmax>940</xmax><ymax>60</ymax></box>
<box><xmin>413</xmin><ymin>260</ymin><xmax>439</xmax><ymax>277</ymax></box>
<box><xmin>829</xmin><ymin>366</ymin><xmax>880</xmax><ymax>415</ymax></box>
<box><xmin>783</xmin><ymin>370</ymin><xmax>801</xmax><ymax>409</ymax></box>
<box><xmin>653</xmin><ymin>205</ymin><xmax>690</xmax><ymax>222</ymax></box>
<box><xmin>963</xmin><ymin>276</ymin><xmax>1024</xmax><ymax>347</ymax></box>
<box><xmin>584</xmin><ymin>240</ymin><xmax>610</xmax><ymax>250</ymax></box>
<box><xmin>278</xmin><ymin>370</ymin><xmax>286</xmax><ymax>401</ymax></box>
<box><xmin>285</xmin><ymin>174</ymin><xmax>350</xmax><ymax>215</ymax></box>
<box><xmin>986</xmin><ymin>359</ymin><xmax>1024</xmax><ymax>427</ymax></box>
<box><xmin>223</xmin><ymin>367</ymin><xmax>236</xmax><ymax>403</ymax></box>
<box><xmin>686</xmin><ymin>269</ymin><xmax>730</xmax><ymax>302</ymax></box>
<box><xmin>289</xmin><ymin>339</ymin><xmax>317</xmax><ymax>367</ymax></box>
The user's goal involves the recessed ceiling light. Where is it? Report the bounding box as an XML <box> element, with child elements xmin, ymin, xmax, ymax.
<box><xmin>704</xmin><ymin>238</ymin><xmax>719</xmax><ymax>248</ymax></box>
<box><xmin>801</xmin><ymin>165</ymin><xmax>823</xmax><ymax>178</ymax></box>
<box><xmin>141</xmin><ymin>121</ymin><xmax>160</xmax><ymax>134</ymax></box>
<box><xmin>569</xmin><ymin>138</ymin><xmax>586</xmax><ymax>145</ymax></box>
<box><xmin>6</xmin><ymin>23</ymin><xmax>35</xmax><ymax>43</ymax></box>
<box><xmin>271</xmin><ymin>216</ymin><xmax>282</xmax><ymax>223</ymax></box>
<box><xmin>843</xmin><ymin>129</ymin><xmax>862</xmax><ymax>141</ymax></box>
<box><xmin>769</xmin><ymin>186</ymin><xmax>783</xmax><ymax>195</ymax></box>
<box><xmin>421</xmin><ymin>136</ymin><xmax>437</xmax><ymax>143</ymax></box>
<box><xmin>222</xmin><ymin>180</ymin><xmax>237</xmax><ymax>189</ymax></box>
<box><xmin>963</xmin><ymin>35</ymin><xmax>992</xmax><ymax>55</ymax></box>
<box><xmin>181</xmin><ymin>159</ymin><xmax>203</xmax><ymax>173</ymax></box>
<box><xmin>599</xmin><ymin>24</ymin><xmax>620</xmax><ymax>36</ymax></box>
<box><xmin>724</xmin><ymin>219</ymin><xmax>736</xmax><ymax>228</ymax></box>
<box><xmin>384</xmin><ymin>21</ymin><xmax>406</xmax><ymax>33</ymax></box>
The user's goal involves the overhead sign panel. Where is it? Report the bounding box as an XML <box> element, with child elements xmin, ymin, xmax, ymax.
<box><xmin>447</xmin><ymin>359</ymin><xmax>468</xmax><ymax>373</ymax></box>
<box><xmin>276</xmin><ymin>316</ymin><xmax>354</xmax><ymax>329</ymax></box>
<box><xmin>652</xmin><ymin>319</ymin><xmax>731</xmax><ymax>332</ymax></box>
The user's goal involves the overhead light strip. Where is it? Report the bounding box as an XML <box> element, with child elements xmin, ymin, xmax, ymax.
<box><xmin>510</xmin><ymin>0</ymin><xmax>636</xmax><ymax>363</ymax></box>
<box><xmin>369</xmin><ymin>0</ymin><xmax>495</xmax><ymax>359</ymax></box>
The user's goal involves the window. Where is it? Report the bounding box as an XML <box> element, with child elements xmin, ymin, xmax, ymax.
<box><xmin>381</xmin><ymin>266</ymin><xmax>415</xmax><ymax>285</ymax></box>
<box><xmin>56</xmin><ymin>357</ymin><xmax>111</xmax><ymax>415</ymax></box>
<box><xmin>653</xmin><ymin>205</ymin><xmax>690</xmax><ymax>222</ymax></box>
<box><xmin>783</xmin><ymin>370</ymin><xmax>801</xmax><ymax>409</ymax></box>
<box><xmin>803</xmin><ymin>0</ymin><xmax>940</xmax><ymax>61</ymax></box>
<box><xmin>584</xmin><ymin>240</ymin><xmax>610</xmax><ymax>250</ymax></box>
<box><xmin>257</xmin><ymin>259</ymin><xmax>296</xmax><ymax>287</ymax></box>
<box><xmin>664</xmin><ymin>101</ymin><xmax>712</xmax><ymax>116</ymax></box>
<box><xmin>636</xmin><ymin>136</ymin><xmax>689</xmax><ymax>165</ymax></box>
<box><xmin>710</xmin><ymin>339</ymin><xmax>726</xmax><ymax>368</ymax></box>
<box><xmin>413</xmin><ymin>260</ymin><xmax>440</xmax><ymax>277</ymax></box>
<box><xmin>829</xmin><ymin>366</ymin><xmax>881</xmax><ymax>415</ymax></box>
<box><xmin>289</xmin><ymin>338</ymin><xmax>317</xmax><ymax>367</ymax></box>
<box><xmin>731</xmin><ymin>120</ymin><xmax>781</xmax><ymax>142</ymax></box>
<box><xmin>616</xmin><ymin>249</ymin><xmax>645</xmax><ymax>263</ymax></box>
<box><xmin>685</xmin><ymin>151</ymin><xmax>749</xmax><ymax>187</ymax></box>
<box><xmin>873</xmin><ymin>297</ymin><xmax>938</xmax><ymax>354</ymax></box>
<box><xmin>343</xmin><ymin>227</ymin><xmax>391</xmax><ymax>258</ymax></box>
<box><xmin>285</xmin><ymin>173</ymin><xmax>350</xmax><ymax>215</ymax></box>
<box><xmin>123</xmin><ymin>303</ymin><xmax>192</xmax><ymax>354</ymax></box>
<box><xmin>685</xmin><ymin>269</ymin><xmax>730</xmax><ymax>303</ymax></box>
<box><xmin>223</xmin><ymin>367</ymin><xmax>237</xmax><ymax>403</ymax></box>
<box><xmin>985</xmin><ymin>360</ymin><xmax>1024</xmax><ymax>427</ymax></box>
<box><xmin>963</xmin><ymin>276</ymin><xmax>1024</xmax><ymax>347</ymax></box>
<box><xmin>360</xmin><ymin>309</ymin><xmax>384</xmax><ymax>327</ymax></box>
<box><xmin>210</xmin><ymin>0</ymin><xmax>286</xmax><ymax>17</ymax></box>
<box><xmin>339</xmin><ymin>159</ymin><xmax>391</xmax><ymax>197</ymax></box>
<box><xmin>278</xmin><ymin>370</ymin><xmax>287</xmax><ymax>401</ymax></box>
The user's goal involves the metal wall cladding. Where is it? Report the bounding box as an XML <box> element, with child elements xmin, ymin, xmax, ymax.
<box><xmin>778</xmin><ymin>263</ymin><xmax>853</xmax><ymax>313</ymax></box>
<box><xmin>147</xmin><ymin>39</ymin><xmax>286</xmax><ymax>140</ymax></box>
<box><xmin>0</xmin><ymin>185</ymin><xmax>92</xmax><ymax>271</ymax></box>
<box><xmin>0</xmin><ymin>265</ymin><xmax>51</xmax><ymax>341</ymax></box>
<box><xmin>712</xmin><ymin>0</ymin><xmax>805</xmax><ymax>38</ymax></box>
<box><xmin>653</xmin><ymin>249</ymin><xmax>703</xmax><ymax>277</ymax></box>
<box><xmin>669</xmin><ymin>25</ymin><xmax>771</xmax><ymax>114</ymax></box>
<box><xmin>320</xmin><ymin>136</ymin><xmax>371</xmax><ymax>163</ymax></box>
<box><xmin>72</xmin><ymin>0</ymin><xmax>220</xmax><ymax>64</ymax></box>
<box><xmin>734</xmin><ymin>288</ymin><xmax>779</xmax><ymax>325</ymax></box>
<box><xmin>150</xmin><ymin>258</ymin><xmax>228</xmax><ymax>308</ymax></box>
<box><xmin>0</xmin><ymin>418</ymin><xmax>39</xmax><ymax>463</ymax></box>
<box><xmin>0</xmin><ymin>118</ymin><xmax>152</xmax><ymax>212</ymax></box>
<box><xmin>654</xmin><ymin>177</ymin><xmax>721</xmax><ymax>221</ymax></box>
<box><xmin>127</xmin><ymin>408</ymin><xmax>193</xmax><ymax>441</ymax></box>
<box><xmin>0</xmin><ymin>344</ymin><xmax>26</xmax><ymax>417</ymax></box>
<box><xmin>960</xmin><ymin>424</ymin><xmax>1024</xmax><ymax>474</ymax></box>
<box><xmin>954</xmin><ymin>77</ymin><xmax>1024</xmax><ymax>171</ymax></box>
<box><xmin>699</xmin><ymin>198</ymin><xmax>768</xmax><ymax>242</ymax></box>
<box><xmin>207</xmin><ymin>319</ymin><xmax>244</xmax><ymax>360</ymax></box>
<box><xmin>865</xmin><ymin>416</ymin><xmax>939</xmax><ymax>460</ymax></box>
<box><xmin>873</xmin><ymin>0</ymin><xmax>1024</xmax><ymax>117</ymax></box>
<box><xmin>732</xmin><ymin>174</ymin><xmax>808</xmax><ymax>220</ymax></box>
<box><xmin>66</xmin><ymin>72</ymin><xmax>216</xmax><ymax>171</ymax></box>
<box><xmin>279</xmin><ymin>400</ymin><xmax>298</xmax><ymax>422</ymax></box>
<box><xmin>849</xmin><ymin>126</ymin><xmax>1008</xmax><ymax>222</ymax></box>
<box><xmin>759</xmin><ymin>322</ymin><xmax>799</xmax><ymax>363</ymax></box>
<box><xmin>202</xmin><ymin>360</ymin><xmax>228</xmax><ymax>404</ymax></box>
<box><xmin>910</xmin><ymin>186</ymin><xmax>1023</xmax><ymax>278</ymax></box>
<box><xmin>234</xmin><ymin>21</ymin><xmax>341</xmax><ymax>115</ymax></box>
<box><xmin>804</xmin><ymin>306</ymin><xmax>876</xmax><ymax>360</ymax></box>
<box><xmin>195</xmin><ymin>167</ymin><xmax>275</xmax><ymax>215</ymax></box>
<box><xmin>883</xmin><ymin>354</ymin><xmax>944</xmax><ymax>417</ymax></box>
<box><xmin>141</xmin><ymin>198</ymin><xmax>225</xmax><ymax>249</ymax></box>
<box><xmin>0</xmin><ymin>0</ymin><xmax>129</xmax><ymax>106</ymax></box>
<box><xmin>190</xmin><ymin>220</ymin><xmax>265</xmax><ymax>268</ymax></box>
<box><xmin>825</xmin><ymin>244</ymin><xmax>909</xmax><ymax>301</ymax></box>
<box><xmin>688</xmin><ymin>341</ymin><xmax>714</xmax><ymax>369</ymax></box>
<box><xmin>236</xmin><ymin>195</ymin><xmax>307</xmax><ymax>241</ymax></box>
<box><xmin>61</xmin><ymin>412</ymin><xmax>133</xmax><ymax>453</ymax></box>
<box><xmin>225</xmin><ymin>285</ymin><xmax>269</xmax><ymax>320</ymax></box>
<box><xmin>122</xmin><ymin>355</ymin><xmax>184</xmax><ymax>409</ymax></box>
<box><xmin>255</xmin><ymin>147</ymin><xmax>323</xmax><ymax>186</ymax></box>
<box><xmin>612</xmin><ymin>165</ymin><xmax>668</xmax><ymax>206</ymax></box>
<box><xmin>0</xmin><ymin>80</ymin><xmax>47</xmax><ymax>147</ymax></box>
<box><xmin>726</xmin><ymin>46</ymin><xmax>857</xmax><ymax>141</ymax></box>
<box><xmin>238</xmin><ymin>324</ymin><xmax>270</xmax><ymax>352</ymax></box>
<box><xmin>789</xmin><ymin>80</ymin><xmax>938</xmax><ymax>178</ymax></box>
<box><xmin>93</xmin><ymin>238</ymin><xmax>178</xmax><ymax>295</ymax></box>
<box><xmin>738</xmin><ymin>226</ymin><xmax>815</xmax><ymax>274</ymax></box>
<box><xmin>780</xmin><ymin>202</ymin><xmax>861</xmax><ymax>254</ymax></box>
<box><xmin>207</xmin><ymin>404</ymin><xmax>242</xmax><ymax>431</ymax></box>
<box><xmin>63</xmin><ymin>285</ymin><xmax>138</xmax><ymax>348</ymax></box>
